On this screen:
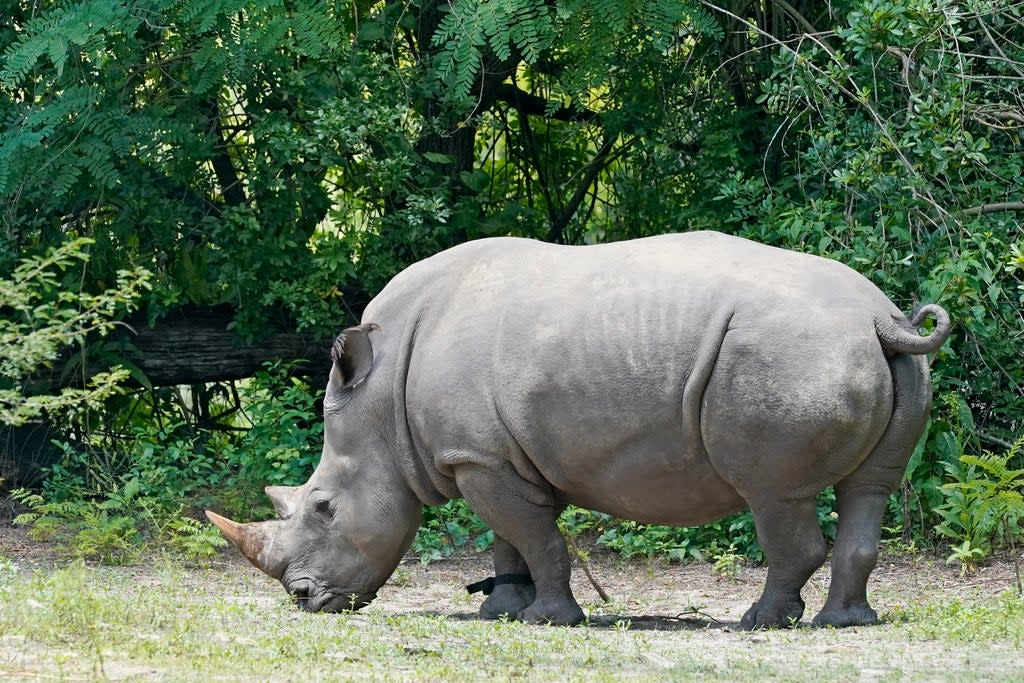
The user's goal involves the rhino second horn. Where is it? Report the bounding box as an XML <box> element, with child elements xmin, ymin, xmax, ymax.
<box><xmin>265</xmin><ymin>485</ymin><xmax>300</xmax><ymax>518</ymax></box>
<box><xmin>205</xmin><ymin>510</ymin><xmax>286</xmax><ymax>579</ymax></box>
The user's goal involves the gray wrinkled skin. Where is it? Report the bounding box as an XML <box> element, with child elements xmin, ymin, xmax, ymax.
<box><xmin>209</xmin><ymin>231</ymin><xmax>950</xmax><ymax>629</ymax></box>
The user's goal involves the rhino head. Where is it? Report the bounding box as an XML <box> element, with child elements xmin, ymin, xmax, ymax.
<box><xmin>206</xmin><ymin>323</ymin><xmax>423</xmax><ymax>612</ymax></box>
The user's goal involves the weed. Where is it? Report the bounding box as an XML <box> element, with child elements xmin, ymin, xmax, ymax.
<box><xmin>887</xmin><ymin>591</ymin><xmax>1024</xmax><ymax>644</ymax></box>
<box><xmin>712</xmin><ymin>546</ymin><xmax>744</xmax><ymax>581</ymax></box>
<box><xmin>0</xmin><ymin>553</ymin><xmax>16</xmax><ymax>596</ymax></box>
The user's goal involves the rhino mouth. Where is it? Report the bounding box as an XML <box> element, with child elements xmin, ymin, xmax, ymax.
<box><xmin>312</xmin><ymin>592</ymin><xmax>377</xmax><ymax>613</ymax></box>
<box><xmin>289</xmin><ymin>580</ymin><xmax>377</xmax><ymax>613</ymax></box>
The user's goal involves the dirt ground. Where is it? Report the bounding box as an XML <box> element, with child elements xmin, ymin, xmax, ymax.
<box><xmin>2</xmin><ymin>523</ymin><xmax>1023</xmax><ymax>681</ymax></box>
<box><xmin>378</xmin><ymin>542</ymin><xmax>1022</xmax><ymax>630</ymax></box>
<box><xmin>1</xmin><ymin>522</ymin><xmax>1020</xmax><ymax>625</ymax></box>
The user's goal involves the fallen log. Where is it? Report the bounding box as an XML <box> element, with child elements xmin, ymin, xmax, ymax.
<box><xmin>115</xmin><ymin>306</ymin><xmax>334</xmax><ymax>387</ymax></box>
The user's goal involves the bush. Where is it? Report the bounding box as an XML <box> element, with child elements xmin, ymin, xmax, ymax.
<box><xmin>414</xmin><ymin>500</ymin><xmax>493</xmax><ymax>563</ymax></box>
<box><xmin>10</xmin><ymin>362</ymin><xmax>322</xmax><ymax>564</ymax></box>
<box><xmin>935</xmin><ymin>436</ymin><xmax>1024</xmax><ymax>573</ymax></box>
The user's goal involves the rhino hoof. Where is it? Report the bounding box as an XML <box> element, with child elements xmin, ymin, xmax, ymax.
<box><xmin>812</xmin><ymin>603</ymin><xmax>879</xmax><ymax>628</ymax></box>
<box><xmin>516</xmin><ymin>601</ymin><xmax>585</xmax><ymax>626</ymax></box>
<box><xmin>480</xmin><ymin>584</ymin><xmax>536</xmax><ymax>620</ymax></box>
<box><xmin>739</xmin><ymin>598</ymin><xmax>805</xmax><ymax>630</ymax></box>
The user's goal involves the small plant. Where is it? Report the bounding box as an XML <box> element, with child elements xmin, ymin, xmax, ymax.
<box><xmin>0</xmin><ymin>553</ymin><xmax>17</xmax><ymax>596</ymax></box>
<box><xmin>14</xmin><ymin>485</ymin><xmax>144</xmax><ymax>564</ymax></box>
<box><xmin>71</xmin><ymin>511</ymin><xmax>144</xmax><ymax>565</ymax></box>
<box><xmin>945</xmin><ymin>541</ymin><xmax>987</xmax><ymax>576</ymax></box>
<box><xmin>934</xmin><ymin>436</ymin><xmax>1024</xmax><ymax>574</ymax></box>
<box><xmin>164</xmin><ymin>517</ymin><xmax>228</xmax><ymax>563</ymax></box>
<box><xmin>712</xmin><ymin>545</ymin><xmax>744</xmax><ymax>581</ymax></box>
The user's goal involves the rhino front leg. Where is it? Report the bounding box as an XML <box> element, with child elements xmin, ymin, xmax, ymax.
<box><xmin>455</xmin><ymin>462</ymin><xmax>584</xmax><ymax>626</ymax></box>
<box><xmin>741</xmin><ymin>497</ymin><xmax>827</xmax><ymax>630</ymax></box>
<box><xmin>479</xmin><ymin>535</ymin><xmax>537</xmax><ymax>620</ymax></box>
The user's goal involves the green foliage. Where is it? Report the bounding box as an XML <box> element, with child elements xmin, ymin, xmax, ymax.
<box><xmin>885</xmin><ymin>591</ymin><xmax>1024</xmax><ymax>643</ymax></box>
<box><xmin>433</xmin><ymin>0</ymin><xmax>554</xmax><ymax>100</ymax></box>
<box><xmin>414</xmin><ymin>499</ymin><xmax>493</xmax><ymax>563</ymax></box>
<box><xmin>1</xmin><ymin>0</ymin><xmax>358</xmax><ymax>338</ymax></box>
<box><xmin>0</xmin><ymin>238</ymin><xmax>150</xmax><ymax>425</ymax></box>
<box><xmin>9</xmin><ymin>361</ymin><xmax>322</xmax><ymax>563</ymax></box>
<box><xmin>219</xmin><ymin>362</ymin><xmax>324</xmax><ymax>513</ymax></box>
<box><xmin>164</xmin><ymin>516</ymin><xmax>229</xmax><ymax>562</ymax></box>
<box><xmin>935</xmin><ymin>436</ymin><xmax>1024</xmax><ymax>573</ymax></box>
<box><xmin>13</xmin><ymin>486</ymin><xmax>144</xmax><ymax>565</ymax></box>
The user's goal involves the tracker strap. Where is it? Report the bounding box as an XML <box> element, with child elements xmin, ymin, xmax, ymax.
<box><xmin>465</xmin><ymin>573</ymin><xmax>534</xmax><ymax>595</ymax></box>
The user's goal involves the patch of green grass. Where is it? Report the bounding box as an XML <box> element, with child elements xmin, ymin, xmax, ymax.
<box><xmin>1</xmin><ymin>559</ymin><xmax>1023</xmax><ymax>681</ymax></box>
<box><xmin>885</xmin><ymin>590</ymin><xmax>1024</xmax><ymax>643</ymax></box>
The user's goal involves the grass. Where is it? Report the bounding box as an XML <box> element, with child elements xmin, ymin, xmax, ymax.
<box><xmin>1</xmin><ymin>552</ymin><xmax>1022</xmax><ymax>681</ymax></box>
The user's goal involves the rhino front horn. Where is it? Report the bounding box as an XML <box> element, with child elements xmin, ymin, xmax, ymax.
<box><xmin>205</xmin><ymin>510</ymin><xmax>286</xmax><ymax>579</ymax></box>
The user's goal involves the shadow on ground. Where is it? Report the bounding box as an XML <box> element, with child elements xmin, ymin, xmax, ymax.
<box><xmin>423</xmin><ymin>610</ymin><xmax>737</xmax><ymax>631</ymax></box>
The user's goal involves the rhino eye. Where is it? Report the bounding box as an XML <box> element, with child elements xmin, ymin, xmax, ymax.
<box><xmin>313</xmin><ymin>499</ymin><xmax>333</xmax><ymax>518</ymax></box>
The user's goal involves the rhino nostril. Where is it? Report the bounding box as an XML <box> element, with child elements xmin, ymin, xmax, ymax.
<box><xmin>289</xmin><ymin>581</ymin><xmax>313</xmax><ymax>608</ymax></box>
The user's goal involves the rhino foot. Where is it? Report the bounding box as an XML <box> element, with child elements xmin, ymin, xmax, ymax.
<box><xmin>480</xmin><ymin>583</ymin><xmax>536</xmax><ymax>620</ymax></box>
<box><xmin>812</xmin><ymin>602</ymin><xmax>878</xmax><ymax>628</ymax></box>
<box><xmin>739</xmin><ymin>597</ymin><xmax>805</xmax><ymax>630</ymax></box>
<box><xmin>516</xmin><ymin>600</ymin><xmax>585</xmax><ymax>626</ymax></box>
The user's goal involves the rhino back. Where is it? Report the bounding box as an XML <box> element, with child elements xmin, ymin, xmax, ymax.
<box><xmin>378</xmin><ymin>232</ymin><xmax>898</xmax><ymax>525</ymax></box>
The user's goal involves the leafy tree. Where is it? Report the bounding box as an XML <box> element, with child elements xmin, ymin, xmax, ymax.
<box><xmin>0</xmin><ymin>238</ymin><xmax>150</xmax><ymax>426</ymax></box>
<box><xmin>744</xmin><ymin>0</ymin><xmax>1024</xmax><ymax>439</ymax></box>
<box><xmin>3</xmin><ymin>0</ymin><xmax>1022</xmax><ymax>559</ymax></box>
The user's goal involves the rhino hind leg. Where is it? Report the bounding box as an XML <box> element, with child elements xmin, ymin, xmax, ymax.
<box><xmin>741</xmin><ymin>497</ymin><xmax>827</xmax><ymax>630</ymax></box>
<box><xmin>479</xmin><ymin>535</ymin><xmax>537</xmax><ymax>620</ymax></box>
<box><xmin>455</xmin><ymin>462</ymin><xmax>585</xmax><ymax>626</ymax></box>
<box><xmin>814</xmin><ymin>354</ymin><xmax>930</xmax><ymax>628</ymax></box>
<box><xmin>812</xmin><ymin>483</ymin><xmax>886</xmax><ymax>628</ymax></box>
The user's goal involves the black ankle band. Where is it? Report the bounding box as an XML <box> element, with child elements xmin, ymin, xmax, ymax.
<box><xmin>465</xmin><ymin>573</ymin><xmax>534</xmax><ymax>595</ymax></box>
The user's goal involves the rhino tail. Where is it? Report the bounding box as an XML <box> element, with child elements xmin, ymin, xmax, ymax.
<box><xmin>873</xmin><ymin>304</ymin><xmax>951</xmax><ymax>355</ymax></box>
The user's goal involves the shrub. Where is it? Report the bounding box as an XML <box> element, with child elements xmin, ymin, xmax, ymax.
<box><xmin>935</xmin><ymin>436</ymin><xmax>1024</xmax><ymax>573</ymax></box>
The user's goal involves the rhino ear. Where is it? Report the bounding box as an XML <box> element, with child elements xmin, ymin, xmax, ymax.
<box><xmin>265</xmin><ymin>485</ymin><xmax>300</xmax><ymax>519</ymax></box>
<box><xmin>330</xmin><ymin>323</ymin><xmax>380</xmax><ymax>390</ymax></box>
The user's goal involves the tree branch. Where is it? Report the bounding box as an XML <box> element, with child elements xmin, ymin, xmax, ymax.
<box><xmin>963</xmin><ymin>201</ymin><xmax>1024</xmax><ymax>215</ymax></box>
<box><xmin>493</xmin><ymin>84</ymin><xmax>599</xmax><ymax>124</ymax></box>
<box><xmin>548</xmin><ymin>135</ymin><xmax>618</xmax><ymax>244</ymax></box>
<box><xmin>201</xmin><ymin>98</ymin><xmax>247</xmax><ymax>206</ymax></box>
<box><xmin>771</xmin><ymin>0</ymin><xmax>823</xmax><ymax>37</ymax></box>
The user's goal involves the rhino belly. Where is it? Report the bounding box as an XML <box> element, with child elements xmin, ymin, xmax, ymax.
<box><xmin>530</xmin><ymin>425</ymin><xmax>748</xmax><ymax>527</ymax></box>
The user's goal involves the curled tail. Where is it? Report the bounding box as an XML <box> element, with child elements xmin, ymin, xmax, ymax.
<box><xmin>874</xmin><ymin>304</ymin><xmax>951</xmax><ymax>355</ymax></box>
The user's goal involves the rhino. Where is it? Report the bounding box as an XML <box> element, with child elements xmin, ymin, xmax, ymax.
<box><xmin>207</xmin><ymin>231</ymin><xmax>950</xmax><ymax>629</ymax></box>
